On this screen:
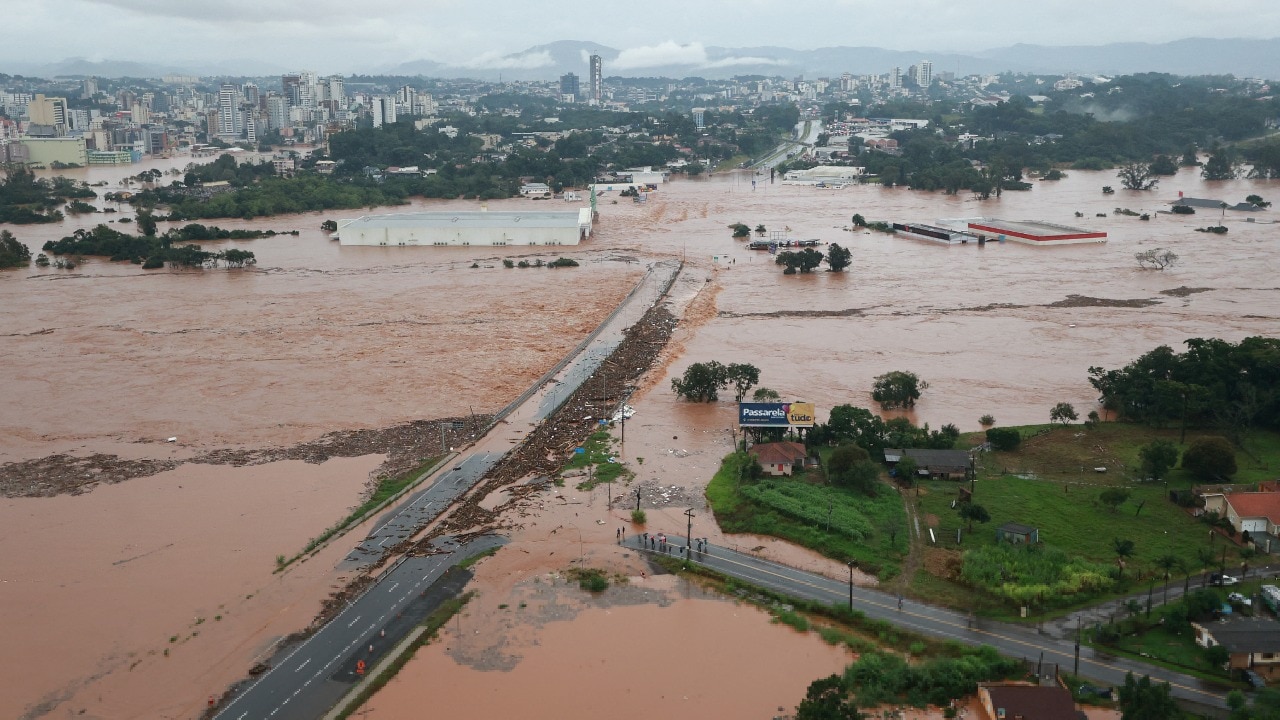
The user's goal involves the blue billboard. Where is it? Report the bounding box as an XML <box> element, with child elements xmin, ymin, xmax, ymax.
<box><xmin>738</xmin><ymin>402</ymin><xmax>815</xmax><ymax>428</ymax></box>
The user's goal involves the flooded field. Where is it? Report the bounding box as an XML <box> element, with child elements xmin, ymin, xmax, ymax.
<box><xmin>2</xmin><ymin>156</ymin><xmax>1277</xmax><ymax>718</ymax></box>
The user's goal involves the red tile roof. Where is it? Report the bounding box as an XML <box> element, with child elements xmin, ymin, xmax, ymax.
<box><xmin>1227</xmin><ymin>492</ymin><xmax>1280</xmax><ymax>524</ymax></box>
<box><xmin>749</xmin><ymin>442</ymin><xmax>807</xmax><ymax>467</ymax></box>
<box><xmin>982</xmin><ymin>685</ymin><xmax>1080</xmax><ymax>720</ymax></box>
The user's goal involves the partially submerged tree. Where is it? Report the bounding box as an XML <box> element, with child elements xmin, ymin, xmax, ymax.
<box><xmin>1135</xmin><ymin>248</ymin><xmax>1178</xmax><ymax>270</ymax></box>
<box><xmin>872</xmin><ymin>371</ymin><xmax>928</xmax><ymax>409</ymax></box>
<box><xmin>826</xmin><ymin>243</ymin><xmax>852</xmax><ymax>272</ymax></box>
<box><xmin>1117</xmin><ymin>162</ymin><xmax>1159</xmax><ymax>190</ymax></box>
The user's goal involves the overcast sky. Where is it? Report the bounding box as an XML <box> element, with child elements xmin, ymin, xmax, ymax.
<box><xmin>4</xmin><ymin>0</ymin><xmax>1278</xmax><ymax>75</ymax></box>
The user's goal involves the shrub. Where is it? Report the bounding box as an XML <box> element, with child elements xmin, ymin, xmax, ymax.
<box><xmin>979</xmin><ymin>414</ymin><xmax>995</xmax><ymax>427</ymax></box>
<box><xmin>548</xmin><ymin>257</ymin><xmax>579</xmax><ymax>267</ymax></box>
<box><xmin>1171</xmin><ymin>204</ymin><xmax>1195</xmax><ymax>214</ymax></box>
<box><xmin>986</xmin><ymin>427</ymin><xmax>1021</xmax><ymax>451</ymax></box>
<box><xmin>142</xmin><ymin>256</ymin><xmax>165</xmax><ymax>269</ymax></box>
<box><xmin>502</xmin><ymin>259</ymin><xmax>514</xmax><ymax>268</ymax></box>
<box><xmin>1182</xmin><ymin>436</ymin><xmax>1237</xmax><ymax>481</ymax></box>
<box><xmin>631</xmin><ymin>509</ymin><xmax>647</xmax><ymax>525</ymax></box>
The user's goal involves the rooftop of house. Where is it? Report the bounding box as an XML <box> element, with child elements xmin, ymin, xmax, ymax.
<box><xmin>1198</xmin><ymin>617</ymin><xmax>1280</xmax><ymax>653</ymax></box>
<box><xmin>1226</xmin><ymin>492</ymin><xmax>1280</xmax><ymax>524</ymax></box>
<box><xmin>749</xmin><ymin>441</ymin><xmax>808</xmax><ymax>466</ymax></box>
<box><xmin>981</xmin><ymin>684</ymin><xmax>1082</xmax><ymax>720</ymax></box>
<box><xmin>884</xmin><ymin>448</ymin><xmax>971</xmax><ymax>468</ymax></box>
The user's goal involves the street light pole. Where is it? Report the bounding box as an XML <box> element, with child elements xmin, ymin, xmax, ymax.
<box><xmin>847</xmin><ymin>561</ymin><xmax>856</xmax><ymax>611</ymax></box>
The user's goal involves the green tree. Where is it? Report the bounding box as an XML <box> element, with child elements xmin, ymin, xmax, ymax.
<box><xmin>826</xmin><ymin>243</ymin><xmax>851</xmax><ymax>272</ymax></box>
<box><xmin>726</xmin><ymin>363</ymin><xmax>761</xmax><ymax>402</ymax></box>
<box><xmin>1246</xmin><ymin>194</ymin><xmax>1271</xmax><ymax>208</ymax></box>
<box><xmin>1114</xmin><ymin>538</ymin><xmax>1136</xmax><ymax>579</ymax></box>
<box><xmin>894</xmin><ymin>456</ymin><xmax>918</xmax><ymax>485</ymax></box>
<box><xmin>0</xmin><ymin>229</ymin><xmax>32</xmax><ymax>268</ymax></box>
<box><xmin>136</xmin><ymin>210</ymin><xmax>158</xmax><ymax>237</ymax></box>
<box><xmin>1118</xmin><ymin>673</ymin><xmax>1180</xmax><ymax>720</ymax></box>
<box><xmin>851</xmin><ymin>213</ymin><xmax>867</xmax><ymax>227</ymax></box>
<box><xmin>1149</xmin><ymin>155</ymin><xmax>1179</xmax><ymax>175</ymax></box>
<box><xmin>872</xmin><ymin>371</ymin><xmax>928</xmax><ymax>409</ymax></box>
<box><xmin>730</xmin><ymin>222</ymin><xmax>751</xmax><ymax>238</ymax></box>
<box><xmin>959</xmin><ymin>502</ymin><xmax>991</xmax><ymax>533</ymax></box>
<box><xmin>1100</xmin><ymin>488</ymin><xmax>1131</xmax><ymax>512</ymax></box>
<box><xmin>796</xmin><ymin>247</ymin><xmax>824</xmax><ymax>272</ymax></box>
<box><xmin>754</xmin><ymin>224</ymin><xmax>767</xmax><ymax>236</ymax></box>
<box><xmin>1049</xmin><ymin>402</ymin><xmax>1078</xmax><ymax>425</ymax></box>
<box><xmin>1202</xmin><ymin>148</ymin><xmax>1240</xmax><ymax>181</ymax></box>
<box><xmin>1139</xmin><ymin>439</ymin><xmax>1180</xmax><ymax>481</ymax></box>
<box><xmin>1182</xmin><ymin>436</ymin><xmax>1237</xmax><ymax>481</ymax></box>
<box><xmin>752</xmin><ymin>387</ymin><xmax>781</xmax><ymax>401</ymax></box>
<box><xmin>827</xmin><ymin>443</ymin><xmax>880</xmax><ymax>496</ymax></box>
<box><xmin>670</xmin><ymin>361</ymin><xmax>728</xmax><ymax>402</ymax></box>
<box><xmin>1156</xmin><ymin>553</ymin><xmax>1179</xmax><ymax>603</ymax></box>
<box><xmin>1117</xmin><ymin>162</ymin><xmax>1159</xmax><ymax>190</ymax></box>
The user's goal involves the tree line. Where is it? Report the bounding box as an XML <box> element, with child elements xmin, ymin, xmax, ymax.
<box><xmin>42</xmin><ymin>223</ymin><xmax>258</xmax><ymax>269</ymax></box>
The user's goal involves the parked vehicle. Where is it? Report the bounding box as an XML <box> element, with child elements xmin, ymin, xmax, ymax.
<box><xmin>1229</xmin><ymin>592</ymin><xmax>1253</xmax><ymax>608</ymax></box>
<box><xmin>1211</xmin><ymin>573</ymin><xmax>1241</xmax><ymax>586</ymax></box>
<box><xmin>1241</xmin><ymin>669</ymin><xmax>1267</xmax><ymax>689</ymax></box>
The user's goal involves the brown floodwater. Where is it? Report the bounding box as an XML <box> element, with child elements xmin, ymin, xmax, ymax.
<box><xmin>3</xmin><ymin>157</ymin><xmax>1278</xmax><ymax>718</ymax></box>
<box><xmin>0</xmin><ymin>454</ymin><xmax>378</xmax><ymax>720</ymax></box>
<box><xmin>360</xmin><ymin>573</ymin><xmax>851</xmax><ymax>720</ymax></box>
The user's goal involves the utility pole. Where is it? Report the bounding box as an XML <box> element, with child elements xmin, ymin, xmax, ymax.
<box><xmin>635</xmin><ymin>488</ymin><xmax>641</xmax><ymax>512</ymax></box>
<box><xmin>684</xmin><ymin>508</ymin><xmax>695</xmax><ymax>567</ymax></box>
<box><xmin>1073</xmin><ymin>616</ymin><xmax>1081</xmax><ymax>676</ymax></box>
<box><xmin>846</xmin><ymin>561</ymin><xmax>855</xmax><ymax>611</ymax></box>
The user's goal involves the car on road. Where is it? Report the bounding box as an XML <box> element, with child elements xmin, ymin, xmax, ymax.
<box><xmin>1229</xmin><ymin>592</ymin><xmax>1253</xmax><ymax>608</ymax></box>
<box><xmin>1078</xmin><ymin>684</ymin><xmax>1114</xmax><ymax>700</ymax></box>
<box><xmin>1210</xmin><ymin>573</ymin><xmax>1241</xmax><ymax>586</ymax></box>
<box><xmin>1241</xmin><ymin>669</ymin><xmax>1267</xmax><ymax>689</ymax></box>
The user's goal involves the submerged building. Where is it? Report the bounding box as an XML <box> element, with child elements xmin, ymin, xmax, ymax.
<box><xmin>335</xmin><ymin>209</ymin><xmax>593</xmax><ymax>246</ymax></box>
<box><xmin>940</xmin><ymin>217</ymin><xmax>1107</xmax><ymax>246</ymax></box>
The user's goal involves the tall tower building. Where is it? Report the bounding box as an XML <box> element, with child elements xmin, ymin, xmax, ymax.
<box><xmin>243</xmin><ymin>82</ymin><xmax>260</xmax><ymax>108</ymax></box>
<box><xmin>380</xmin><ymin>96</ymin><xmax>397</xmax><ymax>125</ymax></box>
<box><xmin>266</xmin><ymin>95</ymin><xmax>287</xmax><ymax>130</ymax></box>
<box><xmin>217</xmin><ymin>84</ymin><xmax>241</xmax><ymax>136</ymax></box>
<box><xmin>890</xmin><ymin>67</ymin><xmax>902</xmax><ymax>89</ymax></box>
<box><xmin>589</xmin><ymin>54</ymin><xmax>603</xmax><ymax>105</ymax></box>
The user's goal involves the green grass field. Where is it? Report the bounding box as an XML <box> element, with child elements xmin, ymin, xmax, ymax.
<box><xmin>706</xmin><ymin>451</ymin><xmax>908</xmax><ymax>578</ymax></box>
<box><xmin>561</xmin><ymin>429</ymin><xmax>630</xmax><ymax>489</ymax></box>
<box><xmin>912</xmin><ymin>423</ymin><xmax>1280</xmax><ymax>613</ymax></box>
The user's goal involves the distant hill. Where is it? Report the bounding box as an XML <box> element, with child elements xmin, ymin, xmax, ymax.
<box><xmin>4</xmin><ymin>38</ymin><xmax>1279</xmax><ymax>80</ymax></box>
<box><xmin>381</xmin><ymin>38</ymin><xmax>1280</xmax><ymax>82</ymax></box>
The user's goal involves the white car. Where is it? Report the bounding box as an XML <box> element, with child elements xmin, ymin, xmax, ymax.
<box><xmin>1211</xmin><ymin>573</ymin><xmax>1240</xmax><ymax>587</ymax></box>
<box><xmin>1228</xmin><ymin>592</ymin><xmax>1253</xmax><ymax>608</ymax></box>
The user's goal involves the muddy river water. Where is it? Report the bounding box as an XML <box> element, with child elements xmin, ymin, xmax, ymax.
<box><xmin>1</xmin><ymin>157</ymin><xmax>1277</xmax><ymax>718</ymax></box>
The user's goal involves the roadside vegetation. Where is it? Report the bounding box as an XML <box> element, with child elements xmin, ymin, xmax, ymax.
<box><xmin>560</xmin><ymin>429</ymin><xmax>630</xmax><ymax>490</ymax></box>
<box><xmin>706</xmin><ymin>450</ymin><xmax>908</xmax><ymax>577</ymax></box>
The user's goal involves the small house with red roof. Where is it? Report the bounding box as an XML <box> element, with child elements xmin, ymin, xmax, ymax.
<box><xmin>748</xmin><ymin>442</ymin><xmax>812</xmax><ymax>477</ymax></box>
<box><xmin>977</xmin><ymin>683</ymin><xmax>1084</xmax><ymax>720</ymax></box>
<box><xmin>1202</xmin><ymin>491</ymin><xmax>1280</xmax><ymax>539</ymax></box>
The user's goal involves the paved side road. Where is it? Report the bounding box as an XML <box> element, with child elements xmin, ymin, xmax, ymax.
<box><xmin>629</xmin><ymin>534</ymin><xmax>1231</xmax><ymax>711</ymax></box>
<box><xmin>213</xmin><ymin>535</ymin><xmax>503</xmax><ymax>720</ymax></box>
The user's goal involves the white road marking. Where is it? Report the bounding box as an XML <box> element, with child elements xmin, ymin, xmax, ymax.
<box><xmin>388</xmin><ymin>582</ymin><xmax>399</xmax><ymax>592</ymax></box>
<box><xmin>347</xmin><ymin>615</ymin><xmax>362</xmax><ymax>628</ymax></box>
<box><xmin>294</xmin><ymin>658</ymin><xmax>310</xmax><ymax>672</ymax></box>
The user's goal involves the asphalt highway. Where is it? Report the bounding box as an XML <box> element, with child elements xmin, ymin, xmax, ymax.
<box><xmin>339</xmin><ymin>451</ymin><xmax>503</xmax><ymax>570</ymax></box>
<box><xmin>632</xmin><ymin>534</ymin><xmax>1232</xmax><ymax>711</ymax></box>
<box><xmin>213</xmin><ymin>535</ymin><xmax>503</xmax><ymax>720</ymax></box>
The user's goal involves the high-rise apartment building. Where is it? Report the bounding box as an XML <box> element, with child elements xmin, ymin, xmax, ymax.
<box><xmin>589</xmin><ymin>55</ymin><xmax>603</xmax><ymax>105</ymax></box>
<box><xmin>29</xmin><ymin>94</ymin><xmax>69</xmax><ymax>129</ymax></box>
<box><xmin>916</xmin><ymin>61</ymin><xmax>933</xmax><ymax>89</ymax></box>
<box><xmin>243</xmin><ymin>83</ymin><xmax>260</xmax><ymax>108</ymax></box>
<box><xmin>217</xmin><ymin>84</ymin><xmax>241</xmax><ymax>137</ymax></box>
<box><xmin>890</xmin><ymin>67</ymin><xmax>903</xmax><ymax>89</ymax></box>
<box><xmin>559</xmin><ymin>73</ymin><xmax>579</xmax><ymax>102</ymax></box>
<box><xmin>266</xmin><ymin>95</ymin><xmax>287</xmax><ymax>130</ymax></box>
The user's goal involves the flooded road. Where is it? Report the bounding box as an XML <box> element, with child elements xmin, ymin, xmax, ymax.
<box><xmin>361</xmin><ymin>573</ymin><xmax>851</xmax><ymax>720</ymax></box>
<box><xmin>3</xmin><ymin>156</ymin><xmax>1278</xmax><ymax>718</ymax></box>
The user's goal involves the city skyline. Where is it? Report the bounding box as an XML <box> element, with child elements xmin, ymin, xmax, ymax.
<box><xmin>3</xmin><ymin>0</ymin><xmax>1278</xmax><ymax>76</ymax></box>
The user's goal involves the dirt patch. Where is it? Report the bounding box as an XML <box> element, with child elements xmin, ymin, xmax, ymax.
<box><xmin>1159</xmin><ymin>286</ymin><xmax>1213</xmax><ymax>297</ymax></box>
<box><xmin>0</xmin><ymin>416</ymin><xmax>490</xmax><ymax>498</ymax></box>
<box><xmin>1044</xmin><ymin>294</ymin><xmax>1160</xmax><ymax>309</ymax></box>
<box><xmin>719</xmin><ymin>306</ymin><xmax>870</xmax><ymax>319</ymax></box>
<box><xmin>922</xmin><ymin>547</ymin><xmax>964</xmax><ymax>580</ymax></box>
<box><xmin>925</xmin><ymin>513</ymin><xmax>940</xmax><ymax>527</ymax></box>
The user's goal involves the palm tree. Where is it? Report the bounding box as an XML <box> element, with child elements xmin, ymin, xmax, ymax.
<box><xmin>1114</xmin><ymin>538</ymin><xmax>1136</xmax><ymax>579</ymax></box>
<box><xmin>1156</xmin><ymin>554</ymin><xmax>1178</xmax><ymax>604</ymax></box>
<box><xmin>1175</xmin><ymin>557</ymin><xmax>1192</xmax><ymax>595</ymax></box>
<box><xmin>1197</xmin><ymin>547</ymin><xmax>1217</xmax><ymax>588</ymax></box>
